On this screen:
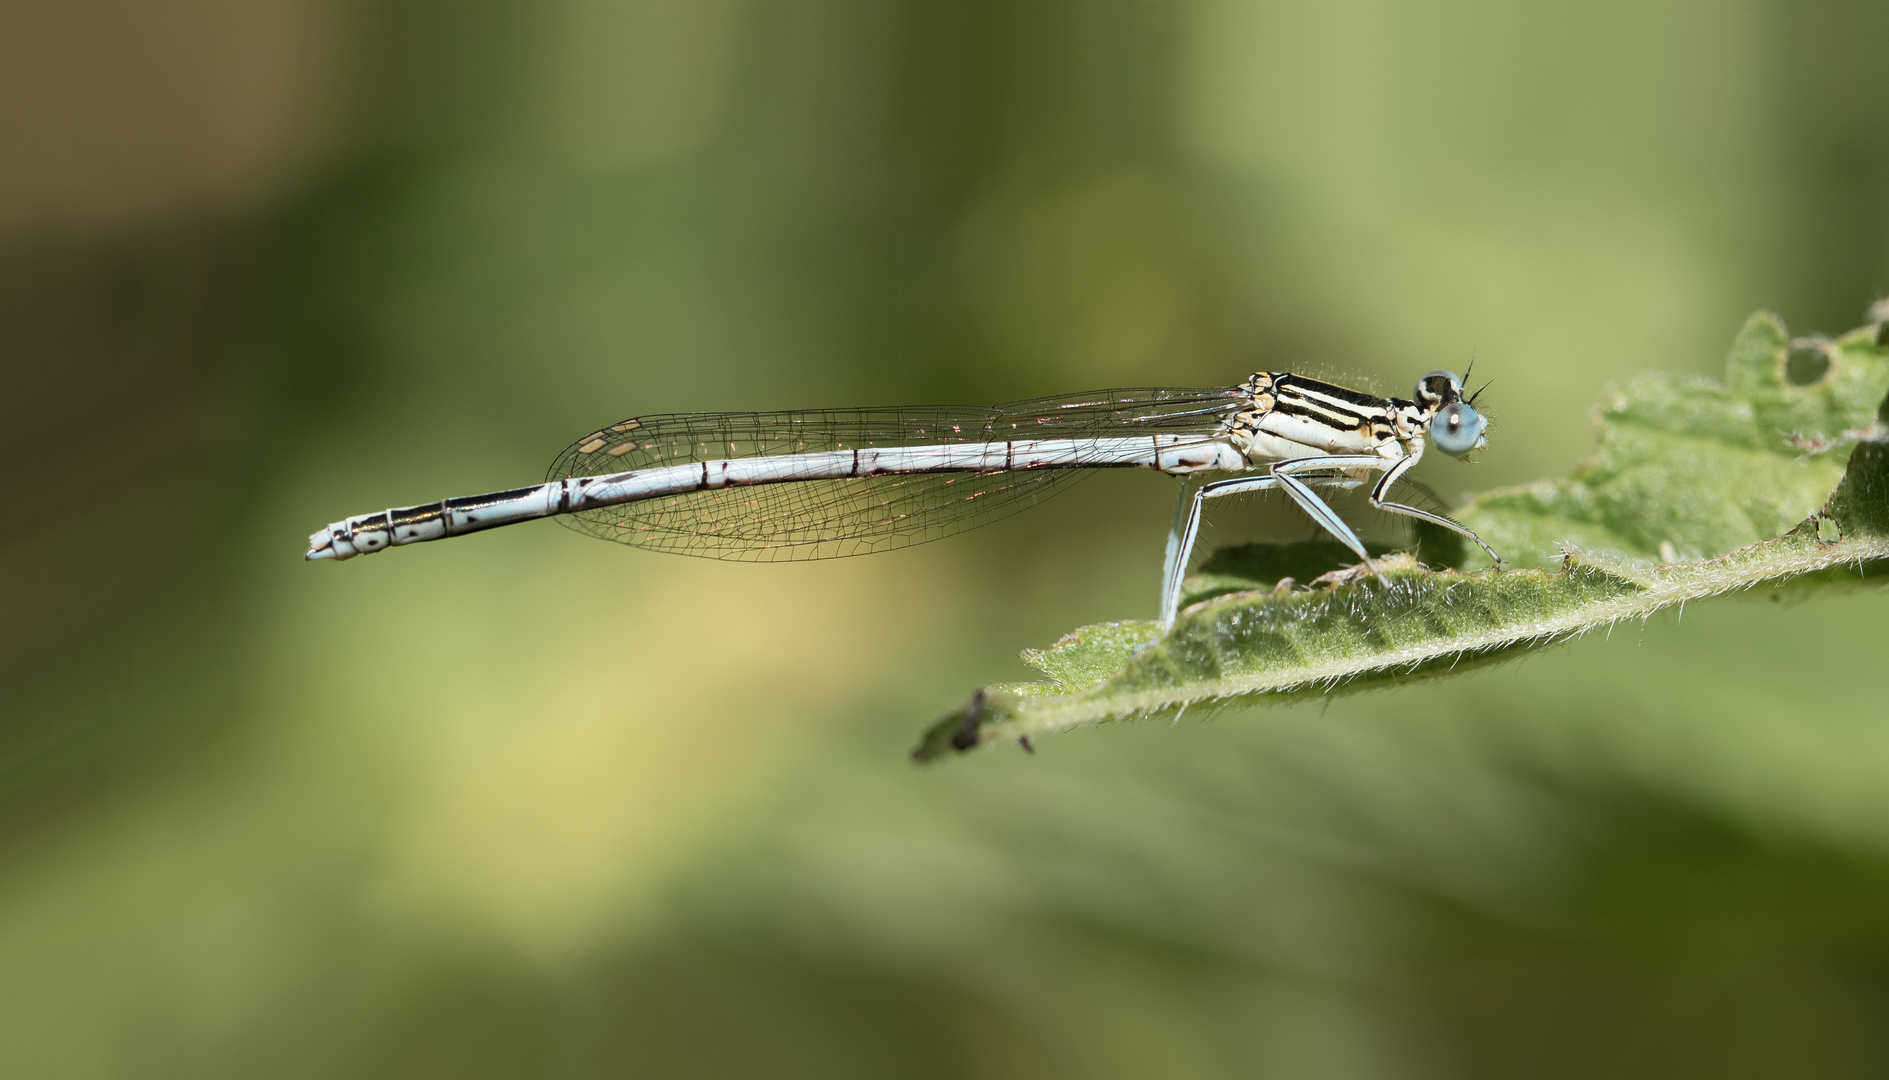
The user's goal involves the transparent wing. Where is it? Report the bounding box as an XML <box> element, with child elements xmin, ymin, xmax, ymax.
<box><xmin>545</xmin><ymin>385</ymin><xmax>1247</xmax><ymax>561</ymax></box>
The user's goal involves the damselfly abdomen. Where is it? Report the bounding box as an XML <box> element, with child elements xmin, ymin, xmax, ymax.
<box><xmin>307</xmin><ymin>370</ymin><xmax>1500</xmax><ymax>628</ymax></box>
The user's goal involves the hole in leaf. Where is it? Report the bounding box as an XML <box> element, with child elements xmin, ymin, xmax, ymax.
<box><xmin>1785</xmin><ymin>345</ymin><xmax>1830</xmax><ymax>386</ymax></box>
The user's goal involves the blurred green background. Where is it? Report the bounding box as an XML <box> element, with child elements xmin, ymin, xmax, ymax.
<box><xmin>4</xmin><ymin>0</ymin><xmax>1889</xmax><ymax>1075</ymax></box>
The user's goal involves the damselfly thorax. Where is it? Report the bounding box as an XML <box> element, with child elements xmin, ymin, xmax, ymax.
<box><xmin>307</xmin><ymin>369</ymin><xmax>1499</xmax><ymax>628</ymax></box>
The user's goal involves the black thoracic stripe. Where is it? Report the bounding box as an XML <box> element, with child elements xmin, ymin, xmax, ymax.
<box><xmin>1275</xmin><ymin>375</ymin><xmax>1392</xmax><ymax>410</ymax></box>
<box><xmin>1271</xmin><ymin>394</ymin><xmax>1378</xmax><ymax>428</ymax></box>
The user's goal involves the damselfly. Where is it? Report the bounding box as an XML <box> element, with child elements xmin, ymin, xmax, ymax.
<box><xmin>307</xmin><ymin>370</ymin><xmax>1500</xmax><ymax>628</ymax></box>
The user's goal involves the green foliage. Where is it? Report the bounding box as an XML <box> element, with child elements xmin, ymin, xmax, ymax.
<box><xmin>1451</xmin><ymin>313</ymin><xmax>1889</xmax><ymax>569</ymax></box>
<box><xmin>917</xmin><ymin>313</ymin><xmax>1889</xmax><ymax>760</ymax></box>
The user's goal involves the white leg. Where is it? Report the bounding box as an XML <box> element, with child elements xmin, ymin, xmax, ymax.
<box><xmin>1160</xmin><ymin>476</ymin><xmax>1204</xmax><ymax>619</ymax></box>
<box><xmin>1367</xmin><ymin>456</ymin><xmax>1502</xmax><ymax>564</ymax></box>
<box><xmin>1159</xmin><ymin>471</ymin><xmax>1361</xmax><ymax>628</ymax></box>
<box><xmin>1269</xmin><ymin>455</ymin><xmax>1396</xmax><ymax>585</ymax></box>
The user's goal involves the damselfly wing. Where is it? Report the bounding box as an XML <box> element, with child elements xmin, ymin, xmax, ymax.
<box><xmin>545</xmin><ymin>387</ymin><xmax>1249</xmax><ymax>561</ymax></box>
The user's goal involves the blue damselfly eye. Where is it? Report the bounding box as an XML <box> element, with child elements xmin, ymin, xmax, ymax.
<box><xmin>1430</xmin><ymin>401</ymin><xmax>1485</xmax><ymax>457</ymax></box>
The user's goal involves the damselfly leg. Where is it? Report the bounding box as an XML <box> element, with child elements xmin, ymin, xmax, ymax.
<box><xmin>1366</xmin><ymin>455</ymin><xmax>1503</xmax><ymax>564</ymax></box>
<box><xmin>1159</xmin><ymin>452</ymin><xmax>1501</xmax><ymax>628</ymax></box>
<box><xmin>1160</xmin><ymin>472</ymin><xmax>1364</xmax><ymax>627</ymax></box>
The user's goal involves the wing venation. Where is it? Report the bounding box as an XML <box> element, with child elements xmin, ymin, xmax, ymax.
<box><xmin>545</xmin><ymin>386</ymin><xmax>1245</xmax><ymax>561</ymax></box>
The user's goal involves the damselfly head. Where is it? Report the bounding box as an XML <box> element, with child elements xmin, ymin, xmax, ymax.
<box><xmin>1414</xmin><ymin>369</ymin><xmax>1487</xmax><ymax>455</ymax></box>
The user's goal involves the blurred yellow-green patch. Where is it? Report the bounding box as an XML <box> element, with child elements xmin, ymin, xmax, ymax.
<box><xmin>4</xmin><ymin>0</ymin><xmax>1889</xmax><ymax>1077</ymax></box>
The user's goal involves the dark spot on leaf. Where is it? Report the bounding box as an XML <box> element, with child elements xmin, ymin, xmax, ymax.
<box><xmin>951</xmin><ymin>689</ymin><xmax>986</xmax><ymax>751</ymax></box>
<box><xmin>1786</xmin><ymin>344</ymin><xmax>1830</xmax><ymax>386</ymax></box>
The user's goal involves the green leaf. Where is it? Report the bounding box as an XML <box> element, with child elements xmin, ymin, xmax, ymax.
<box><xmin>915</xmin><ymin>312</ymin><xmax>1889</xmax><ymax>761</ymax></box>
<box><xmin>1447</xmin><ymin>313</ymin><xmax>1889</xmax><ymax>570</ymax></box>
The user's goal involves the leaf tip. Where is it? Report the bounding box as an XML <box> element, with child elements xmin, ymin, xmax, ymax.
<box><xmin>913</xmin><ymin>687</ymin><xmax>1009</xmax><ymax>762</ymax></box>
